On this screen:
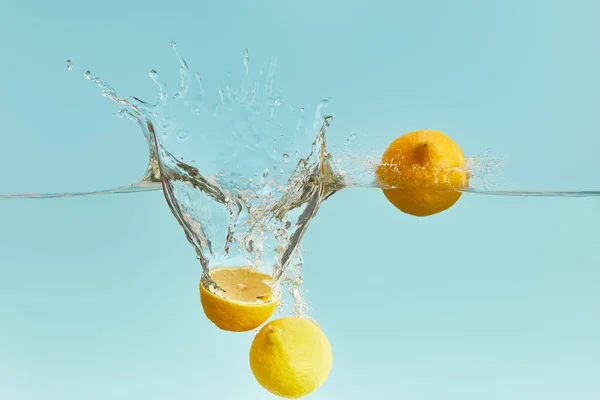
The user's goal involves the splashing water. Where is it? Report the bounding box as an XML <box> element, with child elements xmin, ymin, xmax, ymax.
<box><xmin>59</xmin><ymin>45</ymin><xmax>348</xmax><ymax>314</ymax></box>
<box><xmin>2</xmin><ymin>44</ymin><xmax>600</xmax><ymax>314</ymax></box>
<box><xmin>2</xmin><ymin>45</ymin><xmax>598</xmax><ymax>199</ymax></box>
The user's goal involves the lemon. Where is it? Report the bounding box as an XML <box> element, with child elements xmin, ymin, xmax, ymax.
<box><xmin>376</xmin><ymin>129</ymin><xmax>469</xmax><ymax>216</ymax></box>
<box><xmin>249</xmin><ymin>316</ymin><xmax>332</xmax><ymax>399</ymax></box>
<box><xmin>199</xmin><ymin>266</ymin><xmax>280</xmax><ymax>332</ymax></box>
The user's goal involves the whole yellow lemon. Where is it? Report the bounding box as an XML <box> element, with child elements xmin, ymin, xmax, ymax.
<box><xmin>376</xmin><ymin>129</ymin><xmax>469</xmax><ymax>216</ymax></box>
<box><xmin>249</xmin><ymin>316</ymin><xmax>332</xmax><ymax>398</ymax></box>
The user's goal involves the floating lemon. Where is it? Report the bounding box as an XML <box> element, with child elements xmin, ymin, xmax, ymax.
<box><xmin>376</xmin><ymin>129</ymin><xmax>469</xmax><ymax>216</ymax></box>
<box><xmin>199</xmin><ymin>266</ymin><xmax>280</xmax><ymax>332</ymax></box>
<box><xmin>249</xmin><ymin>316</ymin><xmax>332</xmax><ymax>399</ymax></box>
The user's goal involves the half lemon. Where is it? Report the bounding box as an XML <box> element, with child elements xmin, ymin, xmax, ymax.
<box><xmin>199</xmin><ymin>266</ymin><xmax>280</xmax><ymax>332</ymax></box>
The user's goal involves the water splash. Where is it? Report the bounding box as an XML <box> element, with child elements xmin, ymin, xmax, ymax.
<box><xmin>58</xmin><ymin>44</ymin><xmax>346</xmax><ymax>315</ymax></box>
<box><xmin>2</xmin><ymin>44</ymin><xmax>600</xmax><ymax>313</ymax></box>
<box><xmin>3</xmin><ymin>45</ymin><xmax>599</xmax><ymax>203</ymax></box>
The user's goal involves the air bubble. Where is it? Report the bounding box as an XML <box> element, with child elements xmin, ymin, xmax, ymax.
<box><xmin>282</xmin><ymin>153</ymin><xmax>289</xmax><ymax>163</ymax></box>
<box><xmin>66</xmin><ymin>59</ymin><xmax>73</xmax><ymax>71</ymax></box>
<box><xmin>161</xmin><ymin>117</ymin><xmax>173</xmax><ymax>129</ymax></box>
<box><xmin>243</xmin><ymin>48</ymin><xmax>250</xmax><ymax>76</ymax></box>
<box><xmin>263</xmin><ymin>169</ymin><xmax>269</xmax><ymax>178</ymax></box>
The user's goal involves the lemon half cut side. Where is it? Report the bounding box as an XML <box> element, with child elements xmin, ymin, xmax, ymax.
<box><xmin>199</xmin><ymin>266</ymin><xmax>280</xmax><ymax>332</ymax></box>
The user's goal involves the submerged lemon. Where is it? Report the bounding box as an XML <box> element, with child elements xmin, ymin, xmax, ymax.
<box><xmin>249</xmin><ymin>316</ymin><xmax>332</xmax><ymax>399</ymax></box>
<box><xmin>199</xmin><ymin>266</ymin><xmax>280</xmax><ymax>332</ymax></box>
<box><xmin>376</xmin><ymin>129</ymin><xmax>469</xmax><ymax>216</ymax></box>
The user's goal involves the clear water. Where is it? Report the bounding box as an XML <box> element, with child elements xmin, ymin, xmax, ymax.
<box><xmin>2</xmin><ymin>44</ymin><xmax>599</xmax><ymax>316</ymax></box>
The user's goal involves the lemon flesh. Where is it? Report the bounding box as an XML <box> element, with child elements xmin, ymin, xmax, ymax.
<box><xmin>199</xmin><ymin>266</ymin><xmax>280</xmax><ymax>332</ymax></box>
<box><xmin>376</xmin><ymin>129</ymin><xmax>469</xmax><ymax>216</ymax></box>
<box><xmin>249</xmin><ymin>316</ymin><xmax>332</xmax><ymax>399</ymax></box>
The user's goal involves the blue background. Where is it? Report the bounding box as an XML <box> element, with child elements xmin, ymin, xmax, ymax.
<box><xmin>1</xmin><ymin>0</ymin><xmax>599</xmax><ymax>399</ymax></box>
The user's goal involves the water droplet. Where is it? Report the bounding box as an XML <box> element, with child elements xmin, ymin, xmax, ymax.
<box><xmin>300</xmin><ymin>107</ymin><xmax>305</xmax><ymax>112</ymax></box>
<box><xmin>190</xmin><ymin>160</ymin><xmax>195</xmax><ymax>165</ymax></box>
<box><xmin>295</xmin><ymin>151</ymin><xmax>299</xmax><ymax>156</ymax></box>
<box><xmin>274</xmin><ymin>98</ymin><xmax>282</xmax><ymax>106</ymax></box>
<box><xmin>282</xmin><ymin>153</ymin><xmax>289</xmax><ymax>163</ymax></box>
<box><xmin>178</xmin><ymin>129</ymin><xmax>189</xmax><ymax>140</ymax></box>
<box><xmin>170</xmin><ymin>41</ymin><xmax>177</xmax><ymax>49</ymax></box>
<box><xmin>346</xmin><ymin>133</ymin><xmax>357</xmax><ymax>142</ymax></box>
<box><xmin>263</xmin><ymin>169</ymin><xmax>269</xmax><ymax>178</ymax></box>
<box><xmin>279</xmin><ymin>169</ymin><xmax>284</xmax><ymax>174</ymax></box>
<box><xmin>66</xmin><ymin>59</ymin><xmax>73</xmax><ymax>71</ymax></box>
<box><xmin>84</xmin><ymin>70</ymin><xmax>91</xmax><ymax>80</ymax></box>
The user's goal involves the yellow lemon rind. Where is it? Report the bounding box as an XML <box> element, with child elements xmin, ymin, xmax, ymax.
<box><xmin>376</xmin><ymin>129</ymin><xmax>469</xmax><ymax>217</ymax></box>
<box><xmin>249</xmin><ymin>317</ymin><xmax>333</xmax><ymax>399</ymax></box>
